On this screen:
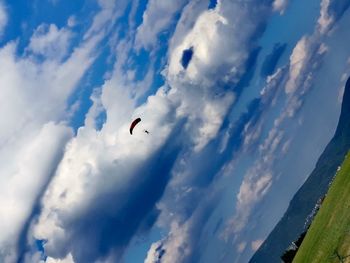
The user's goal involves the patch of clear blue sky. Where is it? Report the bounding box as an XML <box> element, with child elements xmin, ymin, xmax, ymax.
<box><xmin>135</xmin><ymin>11</ymin><xmax>184</xmax><ymax>106</ymax></box>
<box><xmin>195</xmin><ymin>0</ymin><xmax>322</xmax><ymax>261</ymax></box>
<box><xmin>254</xmin><ymin>0</ymin><xmax>321</xmax><ymax>143</ymax></box>
<box><xmin>228</xmin><ymin>0</ymin><xmax>321</xmax><ymax>139</ymax></box>
<box><xmin>259</xmin><ymin>0</ymin><xmax>320</xmax><ymax>56</ymax></box>
<box><xmin>123</xmin><ymin>7</ymin><xmax>189</xmax><ymax>263</ymax></box>
<box><xmin>124</xmin><ymin>226</ymin><xmax>164</xmax><ymax>263</ymax></box>
<box><xmin>1</xmin><ymin>0</ymin><xmax>176</xmax><ymax>133</ymax></box>
<box><xmin>68</xmin><ymin>0</ymin><xmax>151</xmax><ymax>132</ymax></box>
<box><xmin>208</xmin><ymin>0</ymin><xmax>217</xmax><ymax>10</ymax></box>
<box><xmin>1</xmin><ymin>0</ymin><xmax>96</xmax><ymax>53</ymax></box>
<box><xmin>0</xmin><ymin>0</ymin><xmax>101</xmax><ymax>133</ymax></box>
<box><xmin>66</xmin><ymin>40</ymin><xmax>112</xmax><ymax>132</ymax></box>
<box><xmin>67</xmin><ymin>0</ymin><xmax>171</xmax><ymax>132</ymax></box>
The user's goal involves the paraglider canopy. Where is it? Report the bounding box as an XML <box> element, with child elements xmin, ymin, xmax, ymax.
<box><xmin>129</xmin><ymin>118</ymin><xmax>141</xmax><ymax>135</ymax></box>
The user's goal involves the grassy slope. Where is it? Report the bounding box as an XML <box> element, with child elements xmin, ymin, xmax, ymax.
<box><xmin>293</xmin><ymin>152</ymin><xmax>350</xmax><ymax>263</ymax></box>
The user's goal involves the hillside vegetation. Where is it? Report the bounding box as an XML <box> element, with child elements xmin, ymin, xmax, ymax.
<box><xmin>293</xmin><ymin>152</ymin><xmax>350</xmax><ymax>263</ymax></box>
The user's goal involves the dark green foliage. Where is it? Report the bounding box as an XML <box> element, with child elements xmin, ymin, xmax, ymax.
<box><xmin>281</xmin><ymin>249</ymin><xmax>297</xmax><ymax>263</ymax></box>
<box><xmin>281</xmin><ymin>231</ymin><xmax>307</xmax><ymax>263</ymax></box>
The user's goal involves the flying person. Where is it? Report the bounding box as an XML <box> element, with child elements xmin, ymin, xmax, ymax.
<box><xmin>129</xmin><ymin>118</ymin><xmax>150</xmax><ymax>135</ymax></box>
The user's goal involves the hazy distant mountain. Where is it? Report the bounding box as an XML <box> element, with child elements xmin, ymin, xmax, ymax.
<box><xmin>250</xmin><ymin>77</ymin><xmax>350</xmax><ymax>263</ymax></box>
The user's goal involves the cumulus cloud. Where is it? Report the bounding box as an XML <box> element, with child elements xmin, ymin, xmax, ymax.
<box><xmin>0</xmin><ymin>38</ymin><xmax>97</xmax><ymax>261</ymax></box>
<box><xmin>28</xmin><ymin>24</ymin><xmax>72</xmax><ymax>60</ymax></box>
<box><xmin>13</xmin><ymin>0</ymin><xmax>347</xmax><ymax>262</ymax></box>
<box><xmin>141</xmin><ymin>1</ymin><xmax>285</xmax><ymax>261</ymax></box>
<box><xmin>144</xmin><ymin>191</ymin><xmax>220</xmax><ymax>263</ymax></box>
<box><xmin>0</xmin><ymin>1</ymin><xmax>121</xmax><ymax>261</ymax></box>
<box><xmin>142</xmin><ymin>0</ymin><xmax>350</xmax><ymax>261</ymax></box>
<box><xmin>29</xmin><ymin>1</ymin><xmax>278</xmax><ymax>262</ymax></box>
<box><xmin>164</xmin><ymin>0</ymin><xmax>273</xmax><ymax>151</ymax></box>
<box><xmin>33</xmin><ymin>84</ymin><xmax>180</xmax><ymax>262</ymax></box>
<box><xmin>167</xmin><ymin>0</ymin><xmax>269</xmax><ymax>87</ymax></box>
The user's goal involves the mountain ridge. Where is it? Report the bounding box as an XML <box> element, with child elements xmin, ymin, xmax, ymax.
<box><xmin>249</xmin><ymin>76</ymin><xmax>350</xmax><ymax>263</ymax></box>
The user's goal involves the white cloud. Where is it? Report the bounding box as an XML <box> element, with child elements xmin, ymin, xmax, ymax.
<box><xmin>0</xmin><ymin>1</ymin><xmax>7</xmax><ymax>37</ymax></box>
<box><xmin>167</xmin><ymin>4</ymin><xmax>255</xmax><ymax>87</ymax></box>
<box><xmin>33</xmin><ymin>84</ymin><xmax>176</xmax><ymax>261</ymax></box>
<box><xmin>285</xmin><ymin>36</ymin><xmax>311</xmax><ymax>94</ymax></box>
<box><xmin>144</xmin><ymin>241</ymin><xmax>163</xmax><ymax>263</ymax></box>
<box><xmin>317</xmin><ymin>0</ymin><xmax>350</xmax><ymax>35</ymax></box>
<box><xmin>230</xmin><ymin>171</ymin><xmax>273</xmax><ymax>234</ymax></box>
<box><xmin>84</xmin><ymin>0</ymin><xmax>127</xmax><ymax>40</ymax></box>
<box><xmin>285</xmin><ymin>34</ymin><xmax>329</xmax><ymax>100</ymax></box>
<box><xmin>164</xmin><ymin>0</ymin><xmax>272</xmax><ymax>150</ymax></box>
<box><xmin>222</xmin><ymin>3</ymin><xmax>336</xmax><ymax>252</ymax></box>
<box><xmin>32</xmin><ymin>0</ymin><xmax>340</xmax><ymax>259</ymax></box>
<box><xmin>144</xmin><ymin>191</ymin><xmax>221</xmax><ymax>263</ymax></box>
<box><xmin>167</xmin><ymin>0</ymin><xmax>208</xmax><ymax>51</ymax></box>
<box><xmin>144</xmin><ymin>221</ymin><xmax>191</xmax><ymax>263</ymax></box>
<box><xmin>251</xmin><ymin>239</ymin><xmax>263</xmax><ymax>251</ymax></box>
<box><xmin>67</xmin><ymin>16</ymin><xmax>77</xmax><ymax>28</ymax></box>
<box><xmin>318</xmin><ymin>0</ymin><xmax>333</xmax><ymax>34</ymax></box>
<box><xmin>45</xmin><ymin>254</ymin><xmax>74</xmax><ymax>263</ymax></box>
<box><xmin>237</xmin><ymin>242</ymin><xmax>247</xmax><ymax>253</ymax></box>
<box><xmin>0</xmin><ymin>3</ymin><xmax>117</xmax><ymax>261</ymax></box>
<box><xmin>28</xmin><ymin>24</ymin><xmax>72</xmax><ymax>60</ymax></box>
<box><xmin>23</xmin><ymin>0</ymin><xmax>290</xmax><ymax>262</ymax></box>
<box><xmin>135</xmin><ymin>0</ymin><xmax>188</xmax><ymax>51</ymax></box>
<box><xmin>0</xmin><ymin>123</ymin><xmax>72</xmax><ymax>261</ymax></box>
<box><xmin>272</xmin><ymin>0</ymin><xmax>288</xmax><ymax>14</ymax></box>
<box><xmin>243</xmin><ymin>121</ymin><xmax>263</xmax><ymax>149</ymax></box>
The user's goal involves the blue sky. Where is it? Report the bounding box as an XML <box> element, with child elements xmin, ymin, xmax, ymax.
<box><xmin>0</xmin><ymin>0</ymin><xmax>350</xmax><ymax>262</ymax></box>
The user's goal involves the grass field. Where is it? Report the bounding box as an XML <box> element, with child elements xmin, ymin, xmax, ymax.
<box><xmin>293</xmin><ymin>152</ymin><xmax>350</xmax><ymax>263</ymax></box>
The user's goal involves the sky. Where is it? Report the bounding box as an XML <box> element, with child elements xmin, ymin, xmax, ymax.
<box><xmin>0</xmin><ymin>0</ymin><xmax>350</xmax><ymax>262</ymax></box>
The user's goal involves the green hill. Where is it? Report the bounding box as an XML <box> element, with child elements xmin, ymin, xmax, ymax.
<box><xmin>293</xmin><ymin>152</ymin><xmax>350</xmax><ymax>262</ymax></box>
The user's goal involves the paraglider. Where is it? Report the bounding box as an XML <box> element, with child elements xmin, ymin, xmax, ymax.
<box><xmin>129</xmin><ymin>117</ymin><xmax>141</xmax><ymax>135</ymax></box>
<box><xmin>129</xmin><ymin>117</ymin><xmax>150</xmax><ymax>135</ymax></box>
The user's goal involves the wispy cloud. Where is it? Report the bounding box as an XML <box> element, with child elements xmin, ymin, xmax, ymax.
<box><xmin>0</xmin><ymin>1</ymin><xmax>7</xmax><ymax>37</ymax></box>
<box><xmin>2</xmin><ymin>0</ymin><xmax>350</xmax><ymax>262</ymax></box>
<box><xmin>135</xmin><ymin>0</ymin><xmax>188</xmax><ymax>51</ymax></box>
<box><xmin>27</xmin><ymin>24</ymin><xmax>72</xmax><ymax>60</ymax></box>
<box><xmin>272</xmin><ymin>0</ymin><xmax>289</xmax><ymax>14</ymax></box>
<box><xmin>318</xmin><ymin>0</ymin><xmax>350</xmax><ymax>34</ymax></box>
<box><xmin>28</xmin><ymin>1</ymin><xmax>277</xmax><ymax>262</ymax></box>
<box><xmin>222</xmin><ymin>0</ymin><xmax>350</xmax><ymax>258</ymax></box>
